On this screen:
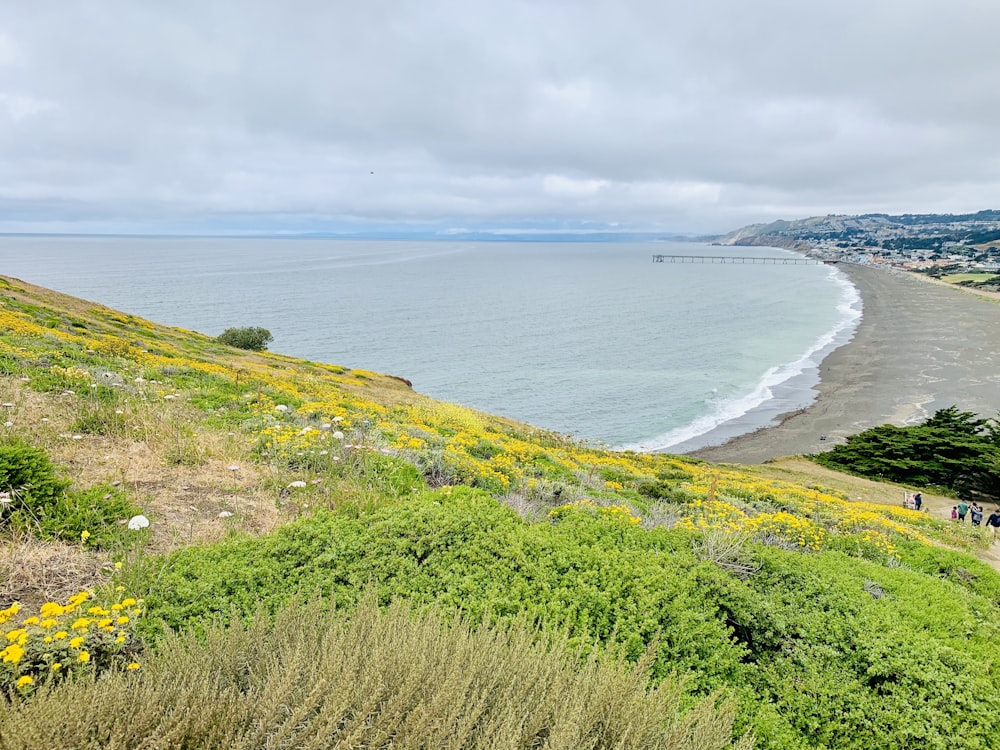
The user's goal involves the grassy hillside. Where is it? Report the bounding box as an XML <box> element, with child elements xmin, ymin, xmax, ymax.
<box><xmin>1</xmin><ymin>274</ymin><xmax>999</xmax><ymax>749</ymax></box>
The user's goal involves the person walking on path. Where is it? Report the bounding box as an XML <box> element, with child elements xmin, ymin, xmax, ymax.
<box><xmin>971</xmin><ymin>503</ymin><xmax>984</xmax><ymax>526</ymax></box>
<box><xmin>913</xmin><ymin>492</ymin><xmax>922</xmax><ymax>511</ymax></box>
<box><xmin>951</xmin><ymin>506</ymin><xmax>958</xmax><ymax>520</ymax></box>
<box><xmin>957</xmin><ymin>500</ymin><xmax>970</xmax><ymax>522</ymax></box>
<box><xmin>987</xmin><ymin>508</ymin><xmax>1000</xmax><ymax>542</ymax></box>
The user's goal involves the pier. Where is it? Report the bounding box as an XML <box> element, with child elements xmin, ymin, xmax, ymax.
<box><xmin>652</xmin><ymin>254</ymin><xmax>829</xmax><ymax>265</ymax></box>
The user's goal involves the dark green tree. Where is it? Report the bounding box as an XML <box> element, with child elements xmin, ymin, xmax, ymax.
<box><xmin>811</xmin><ymin>407</ymin><xmax>1000</xmax><ymax>502</ymax></box>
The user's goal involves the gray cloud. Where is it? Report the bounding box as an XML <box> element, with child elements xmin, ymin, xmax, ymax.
<box><xmin>2</xmin><ymin>0</ymin><xmax>1000</xmax><ymax>234</ymax></box>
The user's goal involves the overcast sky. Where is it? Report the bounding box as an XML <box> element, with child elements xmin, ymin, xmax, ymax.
<box><xmin>3</xmin><ymin>1</ymin><xmax>1000</xmax><ymax>235</ymax></box>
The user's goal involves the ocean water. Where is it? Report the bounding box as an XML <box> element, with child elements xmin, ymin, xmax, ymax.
<box><xmin>0</xmin><ymin>236</ymin><xmax>859</xmax><ymax>452</ymax></box>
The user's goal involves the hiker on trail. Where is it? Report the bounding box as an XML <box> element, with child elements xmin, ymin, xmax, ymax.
<box><xmin>957</xmin><ymin>500</ymin><xmax>970</xmax><ymax>522</ymax></box>
<box><xmin>971</xmin><ymin>503</ymin><xmax>984</xmax><ymax>526</ymax></box>
<box><xmin>987</xmin><ymin>509</ymin><xmax>1000</xmax><ymax>541</ymax></box>
<box><xmin>951</xmin><ymin>506</ymin><xmax>958</xmax><ymax>520</ymax></box>
<box><xmin>913</xmin><ymin>492</ymin><xmax>922</xmax><ymax>511</ymax></box>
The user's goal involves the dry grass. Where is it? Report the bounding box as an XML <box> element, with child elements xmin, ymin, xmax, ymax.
<box><xmin>0</xmin><ymin>533</ymin><xmax>108</xmax><ymax>613</ymax></box>
<box><xmin>0</xmin><ymin>377</ymin><xmax>291</xmax><ymax>605</ymax></box>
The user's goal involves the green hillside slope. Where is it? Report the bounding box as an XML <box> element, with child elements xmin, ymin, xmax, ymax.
<box><xmin>1</xmin><ymin>274</ymin><xmax>998</xmax><ymax>749</ymax></box>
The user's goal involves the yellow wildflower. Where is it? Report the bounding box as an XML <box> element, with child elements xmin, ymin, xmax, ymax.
<box><xmin>53</xmin><ymin>630</ymin><xmax>68</xmax><ymax>640</ymax></box>
<box><xmin>78</xmin><ymin>651</ymin><xmax>90</xmax><ymax>663</ymax></box>
<box><xmin>15</xmin><ymin>675</ymin><xmax>33</xmax><ymax>688</ymax></box>
<box><xmin>1</xmin><ymin>643</ymin><xmax>24</xmax><ymax>663</ymax></box>
<box><xmin>69</xmin><ymin>636</ymin><xmax>85</xmax><ymax>649</ymax></box>
<box><xmin>51</xmin><ymin>662</ymin><xmax>62</xmax><ymax>671</ymax></box>
<box><xmin>116</xmin><ymin>616</ymin><xmax>129</xmax><ymax>625</ymax></box>
<box><xmin>40</xmin><ymin>618</ymin><xmax>57</xmax><ymax>628</ymax></box>
<box><xmin>70</xmin><ymin>618</ymin><xmax>91</xmax><ymax>630</ymax></box>
<box><xmin>22</xmin><ymin>616</ymin><xmax>39</xmax><ymax>626</ymax></box>
<box><xmin>39</xmin><ymin>602</ymin><xmax>64</xmax><ymax>618</ymax></box>
<box><xmin>68</xmin><ymin>592</ymin><xmax>90</xmax><ymax>606</ymax></box>
<box><xmin>126</xmin><ymin>662</ymin><xmax>140</xmax><ymax>671</ymax></box>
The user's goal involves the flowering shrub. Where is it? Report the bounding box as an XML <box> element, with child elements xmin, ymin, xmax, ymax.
<box><xmin>0</xmin><ymin>591</ymin><xmax>143</xmax><ymax>695</ymax></box>
<box><xmin>742</xmin><ymin>511</ymin><xmax>826</xmax><ymax>551</ymax></box>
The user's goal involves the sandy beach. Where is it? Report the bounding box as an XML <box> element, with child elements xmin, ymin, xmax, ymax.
<box><xmin>688</xmin><ymin>263</ymin><xmax>1000</xmax><ymax>464</ymax></box>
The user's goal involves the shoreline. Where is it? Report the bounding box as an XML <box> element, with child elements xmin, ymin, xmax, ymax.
<box><xmin>686</xmin><ymin>263</ymin><xmax>1000</xmax><ymax>464</ymax></box>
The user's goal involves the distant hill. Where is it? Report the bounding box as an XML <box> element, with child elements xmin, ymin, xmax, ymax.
<box><xmin>720</xmin><ymin>209</ymin><xmax>1000</xmax><ymax>250</ymax></box>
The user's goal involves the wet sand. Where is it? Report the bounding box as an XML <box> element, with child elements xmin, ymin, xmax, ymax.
<box><xmin>688</xmin><ymin>264</ymin><xmax>1000</xmax><ymax>464</ymax></box>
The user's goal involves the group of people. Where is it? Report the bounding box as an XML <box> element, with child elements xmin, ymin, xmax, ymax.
<box><xmin>906</xmin><ymin>492</ymin><xmax>1000</xmax><ymax>541</ymax></box>
<box><xmin>951</xmin><ymin>500</ymin><xmax>1000</xmax><ymax>541</ymax></box>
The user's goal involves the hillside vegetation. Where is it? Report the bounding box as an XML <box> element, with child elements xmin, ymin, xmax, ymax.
<box><xmin>1</xmin><ymin>275</ymin><xmax>999</xmax><ymax>749</ymax></box>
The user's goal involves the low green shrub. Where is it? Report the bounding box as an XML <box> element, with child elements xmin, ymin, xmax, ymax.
<box><xmin>215</xmin><ymin>326</ymin><xmax>273</xmax><ymax>351</ymax></box>
<box><xmin>0</xmin><ymin>440</ymin><xmax>70</xmax><ymax>528</ymax></box>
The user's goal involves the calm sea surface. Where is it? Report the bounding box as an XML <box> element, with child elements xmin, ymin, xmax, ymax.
<box><xmin>0</xmin><ymin>237</ymin><xmax>859</xmax><ymax>452</ymax></box>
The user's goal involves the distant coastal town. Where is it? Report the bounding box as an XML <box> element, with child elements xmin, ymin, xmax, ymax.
<box><xmin>719</xmin><ymin>209</ymin><xmax>1000</xmax><ymax>291</ymax></box>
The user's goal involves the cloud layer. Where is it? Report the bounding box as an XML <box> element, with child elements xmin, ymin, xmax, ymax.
<box><xmin>3</xmin><ymin>1</ymin><xmax>1000</xmax><ymax>234</ymax></box>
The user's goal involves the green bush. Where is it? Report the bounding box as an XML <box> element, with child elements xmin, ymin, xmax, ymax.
<box><xmin>0</xmin><ymin>440</ymin><xmax>70</xmax><ymax>527</ymax></box>
<box><xmin>215</xmin><ymin>326</ymin><xmax>273</xmax><ymax>352</ymax></box>
<box><xmin>135</xmin><ymin>488</ymin><xmax>1000</xmax><ymax>750</ymax></box>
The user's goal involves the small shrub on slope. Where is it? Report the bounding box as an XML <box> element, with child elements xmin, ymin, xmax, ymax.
<box><xmin>0</xmin><ymin>440</ymin><xmax>70</xmax><ymax>529</ymax></box>
<box><xmin>215</xmin><ymin>326</ymin><xmax>273</xmax><ymax>351</ymax></box>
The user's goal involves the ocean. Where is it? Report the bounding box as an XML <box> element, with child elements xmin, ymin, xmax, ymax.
<box><xmin>0</xmin><ymin>236</ymin><xmax>860</xmax><ymax>452</ymax></box>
